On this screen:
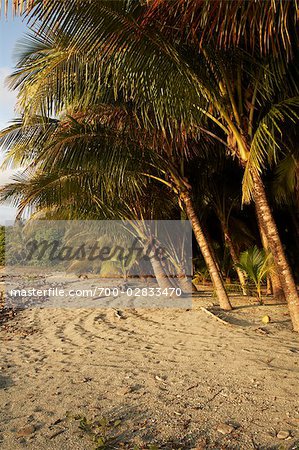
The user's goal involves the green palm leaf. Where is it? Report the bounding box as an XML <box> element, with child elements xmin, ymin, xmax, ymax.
<box><xmin>237</xmin><ymin>246</ymin><xmax>274</xmax><ymax>299</ymax></box>
<box><xmin>242</xmin><ymin>97</ymin><xmax>299</xmax><ymax>203</ymax></box>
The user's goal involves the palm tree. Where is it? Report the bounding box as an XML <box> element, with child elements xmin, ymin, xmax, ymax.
<box><xmin>1</xmin><ymin>111</ymin><xmax>232</xmax><ymax>306</ymax></box>
<box><xmin>255</xmin><ymin>209</ymin><xmax>286</xmax><ymax>302</ymax></box>
<box><xmin>192</xmin><ymin>150</ymin><xmax>248</xmax><ymax>294</ymax></box>
<box><xmin>273</xmin><ymin>143</ymin><xmax>299</xmax><ymax>241</ymax></box>
<box><xmin>272</xmin><ymin>141</ymin><xmax>299</xmax><ymax>280</ymax></box>
<box><xmin>0</xmin><ymin>111</ymin><xmax>193</xmax><ymax>295</ymax></box>
<box><xmin>3</xmin><ymin>49</ymin><xmax>231</xmax><ymax>310</ymax></box>
<box><xmin>237</xmin><ymin>246</ymin><xmax>274</xmax><ymax>303</ymax></box>
<box><xmin>145</xmin><ymin>0</ymin><xmax>299</xmax><ymax>328</ymax></box>
<box><xmin>0</xmin><ymin>118</ymin><xmax>180</xmax><ymax>287</ymax></box>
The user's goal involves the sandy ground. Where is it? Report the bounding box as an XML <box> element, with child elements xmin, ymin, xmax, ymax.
<box><xmin>0</xmin><ymin>285</ymin><xmax>299</xmax><ymax>449</ymax></box>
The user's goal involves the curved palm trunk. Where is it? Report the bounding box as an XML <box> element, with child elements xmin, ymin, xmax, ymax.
<box><xmin>271</xmin><ymin>271</ymin><xmax>286</xmax><ymax>302</ymax></box>
<box><xmin>221</xmin><ymin>221</ymin><xmax>247</xmax><ymax>295</ymax></box>
<box><xmin>175</xmin><ymin>264</ymin><xmax>196</xmax><ymax>293</ymax></box>
<box><xmin>150</xmin><ymin>257</ymin><xmax>175</xmax><ymax>290</ymax></box>
<box><xmin>252</xmin><ymin>171</ymin><xmax>299</xmax><ymax>331</ymax></box>
<box><xmin>256</xmin><ymin>209</ymin><xmax>286</xmax><ymax>302</ymax></box>
<box><xmin>266</xmin><ymin>274</ymin><xmax>272</xmax><ymax>296</ymax></box>
<box><xmin>139</xmin><ymin>228</ymin><xmax>174</xmax><ymax>291</ymax></box>
<box><xmin>180</xmin><ymin>190</ymin><xmax>232</xmax><ymax>310</ymax></box>
<box><xmin>177</xmin><ymin>274</ymin><xmax>194</xmax><ymax>293</ymax></box>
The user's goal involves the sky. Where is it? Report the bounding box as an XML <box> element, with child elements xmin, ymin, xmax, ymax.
<box><xmin>0</xmin><ymin>12</ymin><xmax>28</xmax><ymax>224</ymax></box>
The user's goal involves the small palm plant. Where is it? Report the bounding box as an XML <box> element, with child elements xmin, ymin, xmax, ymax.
<box><xmin>237</xmin><ymin>246</ymin><xmax>274</xmax><ymax>303</ymax></box>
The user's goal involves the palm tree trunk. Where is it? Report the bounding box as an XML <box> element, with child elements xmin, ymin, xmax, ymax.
<box><xmin>252</xmin><ymin>171</ymin><xmax>299</xmax><ymax>331</ymax></box>
<box><xmin>255</xmin><ymin>206</ymin><xmax>286</xmax><ymax>302</ymax></box>
<box><xmin>266</xmin><ymin>274</ymin><xmax>272</xmax><ymax>296</ymax></box>
<box><xmin>175</xmin><ymin>263</ymin><xmax>196</xmax><ymax>293</ymax></box>
<box><xmin>180</xmin><ymin>190</ymin><xmax>232</xmax><ymax>310</ymax></box>
<box><xmin>141</xmin><ymin>231</ymin><xmax>174</xmax><ymax>291</ymax></box>
<box><xmin>221</xmin><ymin>221</ymin><xmax>247</xmax><ymax>295</ymax></box>
<box><xmin>150</xmin><ymin>257</ymin><xmax>175</xmax><ymax>290</ymax></box>
<box><xmin>271</xmin><ymin>271</ymin><xmax>286</xmax><ymax>302</ymax></box>
<box><xmin>177</xmin><ymin>273</ymin><xmax>193</xmax><ymax>293</ymax></box>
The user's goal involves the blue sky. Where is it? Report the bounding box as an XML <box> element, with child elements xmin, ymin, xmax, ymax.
<box><xmin>0</xmin><ymin>13</ymin><xmax>28</xmax><ymax>224</ymax></box>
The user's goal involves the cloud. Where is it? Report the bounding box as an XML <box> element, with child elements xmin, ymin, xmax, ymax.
<box><xmin>0</xmin><ymin>67</ymin><xmax>20</xmax><ymax>192</ymax></box>
<box><xmin>0</xmin><ymin>168</ymin><xmax>18</xmax><ymax>185</ymax></box>
<box><xmin>0</xmin><ymin>168</ymin><xmax>19</xmax><ymax>224</ymax></box>
<box><xmin>0</xmin><ymin>164</ymin><xmax>20</xmax><ymax>224</ymax></box>
<box><xmin>0</xmin><ymin>205</ymin><xmax>17</xmax><ymax>224</ymax></box>
<box><xmin>0</xmin><ymin>66</ymin><xmax>18</xmax><ymax>128</ymax></box>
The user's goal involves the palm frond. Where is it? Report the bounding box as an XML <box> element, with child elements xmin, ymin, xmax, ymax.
<box><xmin>273</xmin><ymin>148</ymin><xmax>299</xmax><ymax>204</ymax></box>
<box><xmin>146</xmin><ymin>0</ymin><xmax>299</xmax><ymax>59</ymax></box>
<box><xmin>8</xmin><ymin>4</ymin><xmax>206</xmax><ymax>132</ymax></box>
<box><xmin>0</xmin><ymin>116</ymin><xmax>58</xmax><ymax>168</ymax></box>
<box><xmin>236</xmin><ymin>245</ymin><xmax>274</xmax><ymax>298</ymax></box>
<box><xmin>242</xmin><ymin>97</ymin><xmax>299</xmax><ymax>203</ymax></box>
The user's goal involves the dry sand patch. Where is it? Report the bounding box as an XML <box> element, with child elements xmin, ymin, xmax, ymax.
<box><xmin>0</xmin><ymin>293</ymin><xmax>298</xmax><ymax>449</ymax></box>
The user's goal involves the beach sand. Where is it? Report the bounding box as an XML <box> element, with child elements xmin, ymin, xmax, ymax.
<box><xmin>0</xmin><ymin>288</ymin><xmax>299</xmax><ymax>449</ymax></box>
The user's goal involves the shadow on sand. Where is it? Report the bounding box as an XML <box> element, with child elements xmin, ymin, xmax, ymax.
<box><xmin>0</xmin><ymin>374</ymin><xmax>13</xmax><ymax>390</ymax></box>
